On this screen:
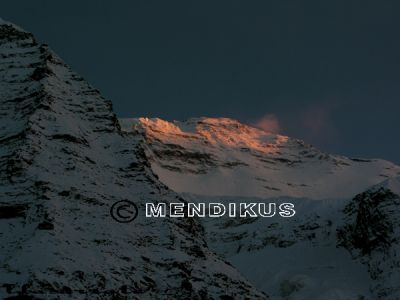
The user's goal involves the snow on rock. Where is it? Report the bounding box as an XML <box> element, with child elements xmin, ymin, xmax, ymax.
<box><xmin>183</xmin><ymin>194</ymin><xmax>372</xmax><ymax>299</ymax></box>
<box><xmin>371</xmin><ymin>176</ymin><xmax>400</xmax><ymax>195</ymax></box>
<box><xmin>120</xmin><ymin>117</ymin><xmax>400</xmax><ymax>299</ymax></box>
<box><xmin>121</xmin><ymin>117</ymin><xmax>400</xmax><ymax>199</ymax></box>
<box><xmin>0</xmin><ymin>20</ymin><xmax>266</xmax><ymax>299</ymax></box>
<box><xmin>338</xmin><ymin>187</ymin><xmax>400</xmax><ymax>299</ymax></box>
<box><xmin>0</xmin><ymin>17</ymin><xmax>29</xmax><ymax>33</ymax></box>
<box><xmin>3</xmin><ymin>15</ymin><xmax>400</xmax><ymax>300</ymax></box>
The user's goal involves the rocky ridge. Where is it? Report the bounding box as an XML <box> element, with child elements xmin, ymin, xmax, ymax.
<box><xmin>0</xmin><ymin>19</ymin><xmax>266</xmax><ymax>299</ymax></box>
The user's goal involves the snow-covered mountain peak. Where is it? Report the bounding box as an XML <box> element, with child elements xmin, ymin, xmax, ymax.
<box><xmin>0</xmin><ymin>21</ymin><xmax>266</xmax><ymax>299</ymax></box>
<box><xmin>0</xmin><ymin>17</ymin><xmax>29</xmax><ymax>33</ymax></box>
<box><xmin>0</xmin><ymin>17</ymin><xmax>9</xmax><ymax>25</ymax></box>
<box><xmin>124</xmin><ymin>116</ymin><xmax>290</xmax><ymax>154</ymax></box>
<box><xmin>371</xmin><ymin>175</ymin><xmax>400</xmax><ymax>195</ymax></box>
<box><xmin>3</xmin><ymin>17</ymin><xmax>400</xmax><ymax>300</ymax></box>
<box><xmin>121</xmin><ymin>117</ymin><xmax>400</xmax><ymax>199</ymax></box>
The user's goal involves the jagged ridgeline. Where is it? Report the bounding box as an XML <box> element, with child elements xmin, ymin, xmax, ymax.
<box><xmin>0</xmin><ymin>19</ymin><xmax>266</xmax><ymax>299</ymax></box>
<box><xmin>120</xmin><ymin>117</ymin><xmax>399</xmax><ymax>199</ymax></box>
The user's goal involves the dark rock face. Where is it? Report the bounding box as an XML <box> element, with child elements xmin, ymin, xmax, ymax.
<box><xmin>0</xmin><ymin>20</ymin><xmax>266</xmax><ymax>299</ymax></box>
<box><xmin>338</xmin><ymin>188</ymin><xmax>400</xmax><ymax>299</ymax></box>
<box><xmin>0</xmin><ymin>205</ymin><xmax>27</xmax><ymax>219</ymax></box>
<box><xmin>338</xmin><ymin>188</ymin><xmax>398</xmax><ymax>255</ymax></box>
<box><xmin>0</xmin><ymin>24</ymin><xmax>35</xmax><ymax>43</ymax></box>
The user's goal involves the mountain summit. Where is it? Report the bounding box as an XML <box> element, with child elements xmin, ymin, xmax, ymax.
<box><xmin>0</xmin><ymin>19</ymin><xmax>265</xmax><ymax>299</ymax></box>
<box><xmin>121</xmin><ymin>117</ymin><xmax>400</xmax><ymax>199</ymax></box>
<box><xmin>120</xmin><ymin>117</ymin><xmax>400</xmax><ymax>299</ymax></box>
<box><xmin>2</xmin><ymin>18</ymin><xmax>400</xmax><ymax>300</ymax></box>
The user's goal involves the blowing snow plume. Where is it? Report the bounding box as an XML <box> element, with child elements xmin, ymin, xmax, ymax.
<box><xmin>253</xmin><ymin>113</ymin><xmax>280</xmax><ymax>133</ymax></box>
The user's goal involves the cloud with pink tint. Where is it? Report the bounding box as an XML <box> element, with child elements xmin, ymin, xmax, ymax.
<box><xmin>253</xmin><ymin>113</ymin><xmax>280</xmax><ymax>133</ymax></box>
<box><xmin>300</xmin><ymin>101</ymin><xmax>339</xmax><ymax>144</ymax></box>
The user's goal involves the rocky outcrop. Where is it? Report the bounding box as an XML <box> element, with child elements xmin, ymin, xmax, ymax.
<box><xmin>0</xmin><ymin>19</ymin><xmax>266</xmax><ymax>299</ymax></box>
<box><xmin>338</xmin><ymin>188</ymin><xmax>400</xmax><ymax>299</ymax></box>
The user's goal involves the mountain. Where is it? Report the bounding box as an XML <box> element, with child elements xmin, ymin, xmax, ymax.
<box><xmin>0</xmin><ymin>19</ymin><xmax>266</xmax><ymax>299</ymax></box>
<box><xmin>121</xmin><ymin>117</ymin><xmax>400</xmax><ymax>299</ymax></box>
<box><xmin>120</xmin><ymin>117</ymin><xmax>400</xmax><ymax>199</ymax></box>
<box><xmin>2</xmin><ymin>16</ymin><xmax>400</xmax><ymax>300</ymax></box>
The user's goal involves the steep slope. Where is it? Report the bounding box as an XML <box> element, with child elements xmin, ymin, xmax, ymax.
<box><xmin>198</xmin><ymin>195</ymin><xmax>373</xmax><ymax>299</ymax></box>
<box><xmin>338</xmin><ymin>179</ymin><xmax>400</xmax><ymax>299</ymax></box>
<box><xmin>181</xmin><ymin>182</ymin><xmax>400</xmax><ymax>299</ymax></box>
<box><xmin>120</xmin><ymin>117</ymin><xmax>400</xmax><ymax>199</ymax></box>
<box><xmin>121</xmin><ymin>118</ymin><xmax>400</xmax><ymax>299</ymax></box>
<box><xmin>0</xmin><ymin>19</ymin><xmax>266</xmax><ymax>299</ymax></box>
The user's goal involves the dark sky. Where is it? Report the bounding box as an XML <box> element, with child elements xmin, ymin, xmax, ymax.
<box><xmin>2</xmin><ymin>1</ymin><xmax>400</xmax><ymax>163</ymax></box>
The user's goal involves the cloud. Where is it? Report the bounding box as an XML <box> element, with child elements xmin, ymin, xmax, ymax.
<box><xmin>299</xmin><ymin>101</ymin><xmax>339</xmax><ymax>143</ymax></box>
<box><xmin>254</xmin><ymin>113</ymin><xmax>280</xmax><ymax>134</ymax></box>
<box><xmin>302</xmin><ymin>106</ymin><xmax>331</xmax><ymax>135</ymax></box>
